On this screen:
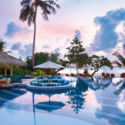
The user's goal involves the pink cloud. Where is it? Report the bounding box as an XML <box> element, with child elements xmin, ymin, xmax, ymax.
<box><xmin>37</xmin><ymin>22</ymin><xmax>77</xmax><ymax>39</ymax></box>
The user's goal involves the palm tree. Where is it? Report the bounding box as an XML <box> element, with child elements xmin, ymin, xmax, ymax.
<box><xmin>0</xmin><ymin>39</ymin><xmax>11</xmax><ymax>54</ymax></box>
<box><xmin>20</xmin><ymin>0</ymin><xmax>60</xmax><ymax>67</ymax></box>
<box><xmin>112</xmin><ymin>51</ymin><xmax>125</xmax><ymax>67</ymax></box>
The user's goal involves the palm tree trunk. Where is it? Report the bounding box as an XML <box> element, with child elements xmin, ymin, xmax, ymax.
<box><xmin>32</xmin><ymin>5</ymin><xmax>38</xmax><ymax>68</ymax></box>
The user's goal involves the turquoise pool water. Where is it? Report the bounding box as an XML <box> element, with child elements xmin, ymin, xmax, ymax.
<box><xmin>0</xmin><ymin>77</ymin><xmax>125</xmax><ymax>125</ymax></box>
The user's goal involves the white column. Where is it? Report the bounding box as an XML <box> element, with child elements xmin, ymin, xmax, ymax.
<box><xmin>10</xmin><ymin>65</ymin><xmax>13</xmax><ymax>77</ymax></box>
<box><xmin>4</xmin><ymin>67</ymin><xmax>7</xmax><ymax>76</ymax></box>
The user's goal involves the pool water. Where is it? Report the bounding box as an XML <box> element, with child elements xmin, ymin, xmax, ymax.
<box><xmin>0</xmin><ymin>77</ymin><xmax>125</xmax><ymax>125</ymax></box>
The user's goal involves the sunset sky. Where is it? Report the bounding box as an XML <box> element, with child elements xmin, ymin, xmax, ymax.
<box><xmin>1</xmin><ymin>0</ymin><xmax>125</xmax><ymax>61</ymax></box>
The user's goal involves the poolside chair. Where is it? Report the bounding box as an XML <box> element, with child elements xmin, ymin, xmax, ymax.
<box><xmin>2</xmin><ymin>77</ymin><xmax>8</xmax><ymax>87</ymax></box>
<box><xmin>111</xmin><ymin>74</ymin><xmax>115</xmax><ymax>78</ymax></box>
<box><xmin>7</xmin><ymin>78</ymin><xmax>11</xmax><ymax>86</ymax></box>
<box><xmin>87</xmin><ymin>75</ymin><xmax>92</xmax><ymax>77</ymax></box>
<box><xmin>122</xmin><ymin>73</ymin><xmax>125</xmax><ymax>77</ymax></box>
<box><xmin>79</xmin><ymin>74</ymin><xmax>83</xmax><ymax>76</ymax></box>
<box><xmin>121</xmin><ymin>73</ymin><xmax>125</xmax><ymax>78</ymax></box>
<box><xmin>57</xmin><ymin>73</ymin><xmax>61</xmax><ymax>76</ymax></box>
<box><xmin>82</xmin><ymin>74</ymin><xmax>87</xmax><ymax>77</ymax></box>
<box><xmin>65</xmin><ymin>74</ymin><xmax>69</xmax><ymax>76</ymax></box>
<box><xmin>103</xmin><ymin>75</ymin><xmax>109</xmax><ymax>78</ymax></box>
<box><xmin>71</xmin><ymin>73</ymin><xmax>75</xmax><ymax>77</ymax></box>
<box><xmin>106</xmin><ymin>73</ymin><xmax>110</xmax><ymax>77</ymax></box>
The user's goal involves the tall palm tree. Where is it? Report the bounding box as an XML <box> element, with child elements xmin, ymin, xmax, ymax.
<box><xmin>20</xmin><ymin>0</ymin><xmax>60</xmax><ymax>67</ymax></box>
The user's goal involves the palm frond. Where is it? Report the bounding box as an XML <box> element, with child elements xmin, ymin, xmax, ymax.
<box><xmin>112</xmin><ymin>61</ymin><xmax>122</xmax><ymax>67</ymax></box>
<box><xmin>20</xmin><ymin>5</ymin><xmax>34</xmax><ymax>26</ymax></box>
<box><xmin>38</xmin><ymin>0</ymin><xmax>58</xmax><ymax>20</ymax></box>
<box><xmin>113</xmin><ymin>51</ymin><xmax>125</xmax><ymax>66</ymax></box>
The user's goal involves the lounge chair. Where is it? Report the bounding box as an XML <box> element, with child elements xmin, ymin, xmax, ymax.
<box><xmin>57</xmin><ymin>73</ymin><xmax>61</xmax><ymax>75</ymax></box>
<box><xmin>82</xmin><ymin>74</ymin><xmax>87</xmax><ymax>77</ymax></box>
<box><xmin>111</xmin><ymin>74</ymin><xmax>115</xmax><ymax>78</ymax></box>
<box><xmin>65</xmin><ymin>74</ymin><xmax>69</xmax><ymax>76</ymax></box>
<box><xmin>71</xmin><ymin>73</ymin><xmax>75</xmax><ymax>77</ymax></box>
<box><xmin>87</xmin><ymin>75</ymin><xmax>92</xmax><ymax>77</ymax></box>
<box><xmin>121</xmin><ymin>73</ymin><xmax>125</xmax><ymax>78</ymax></box>
<box><xmin>106</xmin><ymin>73</ymin><xmax>110</xmax><ymax>77</ymax></box>
<box><xmin>103</xmin><ymin>75</ymin><xmax>109</xmax><ymax>78</ymax></box>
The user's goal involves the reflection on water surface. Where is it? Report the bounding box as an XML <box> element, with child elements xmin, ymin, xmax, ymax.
<box><xmin>0</xmin><ymin>77</ymin><xmax>125</xmax><ymax>125</ymax></box>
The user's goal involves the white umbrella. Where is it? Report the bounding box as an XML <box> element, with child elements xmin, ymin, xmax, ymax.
<box><xmin>99</xmin><ymin>65</ymin><xmax>110</xmax><ymax>73</ymax></box>
<box><xmin>34</xmin><ymin>61</ymin><xmax>64</xmax><ymax>69</ymax></box>
<box><xmin>34</xmin><ymin>61</ymin><xmax>64</xmax><ymax>83</ymax></box>
<box><xmin>81</xmin><ymin>65</ymin><xmax>94</xmax><ymax>69</ymax></box>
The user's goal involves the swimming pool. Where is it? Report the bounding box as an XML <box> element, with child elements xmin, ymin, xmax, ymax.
<box><xmin>0</xmin><ymin>77</ymin><xmax>125</xmax><ymax>125</ymax></box>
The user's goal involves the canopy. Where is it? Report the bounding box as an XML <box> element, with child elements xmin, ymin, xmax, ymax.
<box><xmin>35</xmin><ymin>101</ymin><xmax>65</xmax><ymax>113</ymax></box>
<box><xmin>0</xmin><ymin>51</ymin><xmax>27</xmax><ymax>66</ymax></box>
<box><xmin>99</xmin><ymin>65</ymin><xmax>111</xmax><ymax>73</ymax></box>
<box><xmin>81</xmin><ymin>65</ymin><xmax>94</xmax><ymax>69</ymax></box>
<box><xmin>34</xmin><ymin>61</ymin><xmax>64</xmax><ymax>69</ymax></box>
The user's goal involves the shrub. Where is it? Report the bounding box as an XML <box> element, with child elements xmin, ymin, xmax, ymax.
<box><xmin>32</xmin><ymin>69</ymin><xmax>45</xmax><ymax>76</ymax></box>
<box><xmin>13</xmin><ymin>67</ymin><xmax>31</xmax><ymax>75</ymax></box>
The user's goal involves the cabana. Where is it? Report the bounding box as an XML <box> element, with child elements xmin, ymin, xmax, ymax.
<box><xmin>0</xmin><ymin>52</ymin><xmax>27</xmax><ymax>77</ymax></box>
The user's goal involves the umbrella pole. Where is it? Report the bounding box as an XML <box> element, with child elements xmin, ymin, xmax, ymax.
<box><xmin>32</xmin><ymin>93</ymin><xmax>36</xmax><ymax>125</ymax></box>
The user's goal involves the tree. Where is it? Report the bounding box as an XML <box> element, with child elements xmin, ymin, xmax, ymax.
<box><xmin>25</xmin><ymin>51</ymin><xmax>60</xmax><ymax>71</ymax></box>
<box><xmin>89</xmin><ymin>55</ymin><xmax>112</xmax><ymax>76</ymax></box>
<box><xmin>0</xmin><ymin>39</ymin><xmax>11</xmax><ymax>54</ymax></box>
<box><xmin>66</xmin><ymin>78</ymin><xmax>87</xmax><ymax>114</ymax></box>
<box><xmin>20</xmin><ymin>0</ymin><xmax>60</xmax><ymax>67</ymax></box>
<box><xmin>65</xmin><ymin>37</ymin><xmax>88</xmax><ymax>75</ymax></box>
<box><xmin>49</xmin><ymin>52</ymin><xmax>60</xmax><ymax>63</ymax></box>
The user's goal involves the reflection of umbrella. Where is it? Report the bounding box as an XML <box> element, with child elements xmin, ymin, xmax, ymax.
<box><xmin>34</xmin><ymin>61</ymin><xmax>64</xmax><ymax>83</ymax></box>
<box><xmin>35</xmin><ymin>101</ymin><xmax>65</xmax><ymax>113</ymax></box>
<box><xmin>35</xmin><ymin>93</ymin><xmax>65</xmax><ymax>112</ymax></box>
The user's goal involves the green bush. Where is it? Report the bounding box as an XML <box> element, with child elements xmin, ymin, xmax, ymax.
<box><xmin>13</xmin><ymin>67</ymin><xmax>31</xmax><ymax>75</ymax></box>
<box><xmin>32</xmin><ymin>69</ymin><xmax>45</xmax><ymax>76</ymax></box>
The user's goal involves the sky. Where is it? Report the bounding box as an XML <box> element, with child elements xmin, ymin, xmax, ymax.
<box><xmin>1</xmin><ymin>0</ymin><xmax>125</xmax><ymax>61</ymax></box>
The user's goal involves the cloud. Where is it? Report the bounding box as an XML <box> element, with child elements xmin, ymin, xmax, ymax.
<box><xmin>64</xmin><ymin>39</ymin><xmax>71</xmax><ymax>46</ymax></box>
<box><xmin>92</xmin><ymin>8</ymin><xmax>125</xmax><ymax>51</ymax></box>
<box><xmin>5</xmin><ymin>22</ymin><xmax>30</xmax><ymax>38</ymax></box>
<box><xmin>11</xmin><ymin>42</ymin><xmax>32</xmax><ymax>58</ymax></box>
<box><xmin>42</xmin><ymin>45</ymin><xmax>50</xmax><ymax>49</ymax></box>
<box><xmin>19</xmin><ymin>44</ymin><xmax>32</xmax><ymax>57</ymax></box>
<box><xmin>11</xmin><ymin>42</ymin><xmax>21</xmax><ymax>50</ymax></box>
<box><xmin>54</xmin><ymin>47</ymin><xmax>60</xmax><ymax>53</ymax></box>
<box><xmin>75</xmin><ymin>30</ymin><xmax>81</xmax><ymax>40</ymax></box>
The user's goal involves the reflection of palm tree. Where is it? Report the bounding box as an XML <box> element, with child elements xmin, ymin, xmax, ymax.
<box><xmin>66</xmin><ymin>78</ymin><xmax>88</xmax><ymax>114</ymax></box>
<box><xmin>20</xmin><ymin>0</ymin><xmax>60</xmax><ymax>67</ymax></box>
<box><xmin>113</xmin><ymin>80</ymin><xmax>125</xmax><ymax>95</ymax></box>
<box><xmin>94</xmin><ymin>84</ymin><xmax>125</xmax><ymax>125</ymax></box>
<box><xmin>90</xmin><ymin>78</ymin><xmax>111</xmax><ymax>91</ymax></box>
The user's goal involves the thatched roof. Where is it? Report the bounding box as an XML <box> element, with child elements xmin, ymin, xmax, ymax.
<box><xmin>0</xmin><ymin>52</ymin><xmax>27</xmax><ymax>67</ymax></box>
